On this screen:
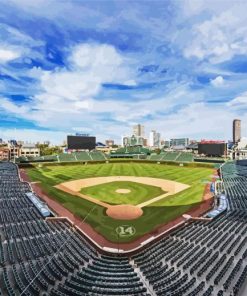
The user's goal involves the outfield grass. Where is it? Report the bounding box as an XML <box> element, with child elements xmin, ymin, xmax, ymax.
<box><xmin>80</xmin><ymin>181</ymin><xmax>166</xmax><ymax>205</ymax></box>
<box><xmin>26</xmin><ymin>162</ymin><xmax>213</xmax><ymax>242</ymax></box>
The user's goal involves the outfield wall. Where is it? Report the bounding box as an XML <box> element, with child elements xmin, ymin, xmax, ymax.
<box><xmin>17</xmin><ymin>158</ymin><xmax>215</xmax><ymax>169</ymax></box>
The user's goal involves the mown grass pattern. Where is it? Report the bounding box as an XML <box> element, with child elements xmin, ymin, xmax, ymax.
<box><xmin>27</xmin><ymin>162</ymin><xmax>213</xmax><ymax>242</ymax></box>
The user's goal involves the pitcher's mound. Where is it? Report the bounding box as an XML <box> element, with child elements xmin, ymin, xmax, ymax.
<box><xmin>115</xmin><ymin>189</ymin><xmax>131</xmax><ymax>194</ymax></box>
<box><xmin>106</xmin><ymin>204</ymin><xmax>143</xmax><ymax>220</ymax></box>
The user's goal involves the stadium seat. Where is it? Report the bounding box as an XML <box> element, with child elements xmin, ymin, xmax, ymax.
<box><xmin>1</xmin><ymin>160</ymin><xmax>247</xmax><ymax>296</ymax></box>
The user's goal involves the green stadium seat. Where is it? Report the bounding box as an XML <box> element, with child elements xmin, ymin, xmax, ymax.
<box><xmin>176</xmin><ymin>153</ymin><xmax>194</xmax><ymax>162</ymax></box>
<box><xmin>89</xmin><ymin>151</ymin><xmax>107</xmax><ymax>161</ymax></box>
<box><xmin>162</xmin><ymin>152</ymin><xmax>179</xmax><ymax>161</ymax></box>
<box><xmin>74</xmin><ymin>152</ymin><xmax>91</xmax><ymax>161</ymax></box>
<box><xmin>58</xmin><ymin>153</ymin><xmax>76</xmax><ymax>162</ymax></box>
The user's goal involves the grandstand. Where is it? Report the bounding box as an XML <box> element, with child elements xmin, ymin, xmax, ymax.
<box><xmin>15</xmin><ymin>151</ymin><xmax>107</xmax><ymax>164</ymax></box>
<box><xmin>110</xmin><ymin>146</ymin><xmax>150</xmax><ymax>158</ymax></box>
<box><xmin>148</xmin><ymin>152</ymin><xmax>194</xmax><ymax>162</ymax></box>
<box><xmin>42</xmin><ymin>155</ymin><xmax>58</xmax><ymax>162</ymax></box>
<box><xmin>74</xmin><ymin>151</ymin><xmax>91</xmax><ymax>161</ymax></box>
<box><xmin>176</xmin><ymin>152</ymin><xmax>194</xmax><ymax>162</ymax></box>
<box><xmin>14</xmin><ymin>149</ymin><xmax>196</xmax><ymax>164</ymax></box>
<box><xmin>162</xmin><ymin>151</ymin><xmax>179</xmax><ymax>161</ymax></box>
<box><xmin>149</xmin><ymin>153</ymin><xmax>164</xmax><ymax>161</ymax></box>
<box><xmin>0</xmin><ymin>160</ymin><xmax>247</xmax><ymax>295</ymax></box>
<box><xmin>57</xmin><ymin>153</ymin><xmax>76</xmax><ymax>162</ymax></box>
<box><xmin>90</xmin><ymin>151</ymin><xmax>107</xmax><ymax>161</ymax></box>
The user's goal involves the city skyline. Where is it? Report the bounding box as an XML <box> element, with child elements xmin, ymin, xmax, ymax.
<box><xmin>0</xmin><ymin>118</ymin><xmax>245</xmax><ymax>146</ymax></box>
<box><xmin>0</xmin><ymin>1</ymin><xmax>247</xmax><ymax>143</ymax></box>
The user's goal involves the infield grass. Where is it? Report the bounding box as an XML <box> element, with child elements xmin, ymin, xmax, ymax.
<box><xmin>80</xmin><ymin>181</ymin><xmax>166</xmax><ymax>205</ymax></box>
<box><xmin>26</xmin><ymin>162</ymin><xmax>213</xmax><ymax>242</ymax></box>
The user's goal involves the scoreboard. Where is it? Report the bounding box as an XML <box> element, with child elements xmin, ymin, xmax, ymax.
<box><xmin>67</xmin><ymin>135</ymin><xmax>96</xmax><ymax>150</ymax></box>
<box><xmin>198</xmin><ymin>143</ymin><xmax>227</xmax><ymax>157</ymax></box>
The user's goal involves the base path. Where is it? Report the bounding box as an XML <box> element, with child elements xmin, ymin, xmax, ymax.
<box><xmin>55</xmin><ymin>183</ymin><xmax>109</xmax><ymax>208</ymax></box>
<box><xmin>56</xmin><ymin>176</ymin><xmax>189</xmax><ymax>194</ymax></box>
<box><xmin>55</xmin><ymin>176</ymin><xmax>190</xmax><ymax>218</ymax></box>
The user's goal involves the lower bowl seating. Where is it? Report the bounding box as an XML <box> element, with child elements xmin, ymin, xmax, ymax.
<box><xmin>1</xmin><ymin>161</ymin><xmax>247</xmax><ymax>296</ymax></box>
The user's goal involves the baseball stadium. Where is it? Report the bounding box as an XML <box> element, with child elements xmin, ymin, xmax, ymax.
<box><xmin>1</xmin><ymin>152</ymin><xmax>247</xmax><ymax>296</ymax></box>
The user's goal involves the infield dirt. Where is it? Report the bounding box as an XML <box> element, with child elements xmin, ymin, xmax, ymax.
<box><xmin>54</xmin><ymin>176</ymin><xmax>190</xmax><ymax>220</ymax></box>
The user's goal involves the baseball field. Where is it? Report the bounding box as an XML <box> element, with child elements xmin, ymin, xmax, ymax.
<box><xmin>26</xmin><ymin>162</ymin><xmax>214</xmax><ymax>242</ymax></box>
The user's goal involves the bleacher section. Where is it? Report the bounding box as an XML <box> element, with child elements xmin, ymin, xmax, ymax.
<box><xmin>42</xmin><ymin>155</ymin><xmax>58</xmax><ymax>162</ymax></box>
<box><xmin>111</xmin><ymin>146</ymin><xmax>150</xmax><ymax>156</ymax></box>
<box><xmin>1</xmin><ymin>160</ymin><xmax>247</xmax><ymax>295</ymax></box>
<box><xmin>176</xmin><ymin>152</ymin><xmax>194</xmax><ymax>162</ymax></box>
<box><xmin>148</xmin><ymin>152</ymin><xmax>194</xmax><ymax>162</ymax></box>
<box><xmin>149</xmin><ymin>153</ymin><xmax>164</xmax><ymax>161</ymax></box>
<box><xmin>15</xmin><ymin>150</ymin><xmax>195</xmax><ymax>164</ymax></box>
<box><xmin>15</xmin><ymin>151</ymin><xmax>107</xmax><ymax>164</ymax></box>
<box><xmin>58</xmin><ymin>153</ymin><xmax>76</xmax><ymax>162</ymax></box>
<box><xmin>162</xmin><ymin>151</ymin><xmax>180</xmax><ymax>161</ymax></box>
<box><xmin>90</xmin><ymin>151</ymin><xmax>107</xmax><ymax>161</ymax></box>
<box><xmin>74</xmin><ymin>151</ymin><xmax>91</xmax><ymax>161</ymax></box>
<box><xmin>0</xmin><ymin>162</ymin><xmax>146</xmax><ymax>296</ymax></box>
<box><xmin>17</xmin><ymin>155</ymin><xmax>58</xmax><ymax>163</ymax></box>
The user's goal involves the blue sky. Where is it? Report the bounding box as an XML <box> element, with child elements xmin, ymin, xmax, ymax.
<box><xmin>0</xmin><ymin>0</ymin><xmax>247</xmax><ymax>144</ymax></box>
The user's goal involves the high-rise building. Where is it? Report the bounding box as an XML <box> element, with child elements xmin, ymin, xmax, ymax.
<box><xmin>163</xmin><ymin>140</ymin><xmax>171</xmax><ymax>148</ymax></box>
<box><xmin>149</xmin><ymin>130</ymin><xmax>161</xmax><ymax>147</ymax></box>
<box><xmin>155</xmin><ymin>133</ymin><xmax>161</xmax><ymax>147</ymax></box>
<box><xmin>233</xmin><ymin>119</ymin><xmax>241</xmax><ymax>143</ymax></box>
<box><xmin>122</xmin><ymin>135</ymin><xmax>145</xmax><ymax>146</ymax></box>
<box><xmin>133</xmin><ymin>124</ymin><xmax>145</xmax><ymax>137</ymax></box>
<box><xmin>170</xmin><ymin>138</ymin><xmax>189</xmax><ymax>147</ymax></box>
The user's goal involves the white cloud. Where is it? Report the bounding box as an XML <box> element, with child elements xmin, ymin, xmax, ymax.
<box><xmin>70</xmin><ymin>43</ymin><xmax>123</xmax><ymax>70</ymax></box>
<box><xmin>0</xmin><ymin>24</ymin><xmax>44</xmax><ymax>69</ymax></box>
<box><xmin>227</xmin><ymin>92</ymin><xmax>247</xmax><ymax>109</ymax></box>
<box><xmin>35</xmin><ymin>43</ymin><xmax>134</xmax><ymax>105</ymax></box>
<box><xmin>210</xmin><ymin>76</ymin><xmax>224</xmax><ymax>87</ymax></box>
<box><xmin>0</xmin><ymin>98</ymin><xmax>29</xmax><ymax>114</ymax></box>
<box><xmin>39</xmin><ymin>71</ymin><xmax>101</xmax><ymax>100</ymax></box>
<box><xmin>0</xmin><ymin>80</ymin><xmax>205</xmax><ymax>141</ymax></box>
<box><xmin>2</xmin><ymin>90</ymin><xmax>247</xmax><ymax>144</ymax></box>
<box><xmin>0</xmin><ymin>47</ymin><xmax>21</xmax><ymax>63</ymax></box>
<box><xmin>179</xmin><ymin>0</ymin><xmax>237</xmax><ymax>17</ymax></box>
<box><xmin>0</xmin><ymin>43</ymin><xmax>138</xmax><ymax>130</ymax></box>
<box><xmin>123</xmin><ymin>80</ymin><xmax>137</xmax><ymax>86</ymax></box>
<box><xmin>146</xmin><ymin>102</ymin><xmax>247</xmax><ymax>141</ymax></box>
<box><xmin>1</xmin><ymin>2</ymin><xmax>247</xmax><ymax>143</ymax></box>
<box><xmin>183</xmin><ymin>4</ymin><xmax>247</xmax><ymax>63</ymax></box>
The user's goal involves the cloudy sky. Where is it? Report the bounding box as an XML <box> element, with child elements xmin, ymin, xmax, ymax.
<box><xmin>0</xmin><ymin>0</ymin><xmax>247</xmax><ymax>144</ymax></box>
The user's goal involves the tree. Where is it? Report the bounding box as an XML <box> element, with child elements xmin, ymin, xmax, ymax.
<box><xmin>36</xmin><ymin>144</ymin><xmax>62</xmax><ymax>156</ymax></box>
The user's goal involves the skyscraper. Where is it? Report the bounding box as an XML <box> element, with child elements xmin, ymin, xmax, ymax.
<box><xmin>233</xmin><ymin>119</ymin><xmax>241</xmax><ymax>143</ymax></box>
<box><xmin>149</xmin><ymin>130</ymin><xmax>161</xmax><ymax>147</ymax></box>
<box><xmin>133</xmin><ymin>124</ymin><xmax>145</xmax><ymax>137</ymax></box>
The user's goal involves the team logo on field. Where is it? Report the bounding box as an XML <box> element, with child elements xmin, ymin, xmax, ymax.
<box><xmin>116</xmin><ymin>225</ymin><xmax>136</xmax><ymax>237</ymax></box>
